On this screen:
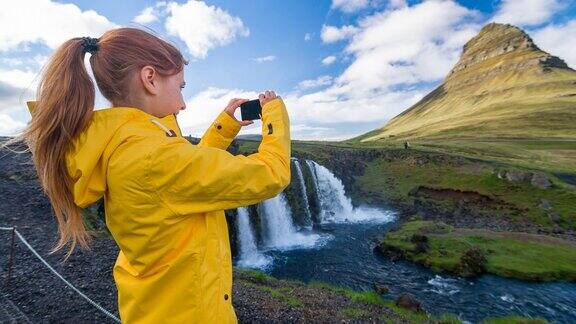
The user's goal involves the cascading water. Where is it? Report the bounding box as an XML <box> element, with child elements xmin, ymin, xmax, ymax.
<box><xmin>234</xmin><ymin>158</ymin><xmax>392</xmax><ymax>271</ymax></box>
<box><xmin>291</xmin><ymin>158</ymin><xmax>313</xmax><ymax>228</ymax></box>
<box><xmin>305</xmin><ymin>160</ymin><xmax>394</xmax><ymax>223</ymax></box>
<box><xmin>235</xmin><ymin>207</ymin><xmax>272</xmax><ymax>269</ymax></box>
<box><xmin>258</xmin><ymin>192</ymin><xmax>324</xmax><ymax>251</ymax></box>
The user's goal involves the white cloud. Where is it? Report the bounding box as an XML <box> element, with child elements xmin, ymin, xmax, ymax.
<box><xmin>331</xmin><ymin>0</ymin><xmax>370</xmax><ymax>13</ymax></box>
<box><xmin>0</xmin><ymin>113</ymin><xmax>27</xmax><ymax>136</ymax></box>
<box><xmin>165</xmin><ymin>0</ymin><xmax>249</xmax><ymax>59</ymax></box>
<box><xmin>389</xmin><ymin>0</ymin><xmax>407</xmax><ymax>9</ymax></box>
<box><xmin>0</xmin><ymin>79</ymin><xmax>33</xmax><ymax>114</ymax></box>
<box><xmin>133</xmin><ymin>2</ymin><xmax>167</xmax><ymax>24</ymax></box>
<box><xmin>134</xmin><ymin>7</ymin><xmax>158</xmax><ymax>24</ymax></box>
<box><xmin>297</xmin><ymin>75</ymin><xmax>333</xmax><ymax>89</ymax></box>
<box><xmin>1</xmin><ymin>58</ymin><xmax>24</xmax><ymax>66</ymax></box>
<box><xmin>283</xmin><ymin>0</ymin><xmax>484</xmax><ymax>139</ymax></box>
<box><xmin>304</xmin><ymin>33</ymin><xmax>313</xmax><ymax>41</ymax></box>
<box><xmin>0</xmin><ymin>68</ymin><xmax>39</xmax><ymax>90</ymax></box>
<box><xmin>0</xmin><ymin>0</ymin><xmax>117</xmax><ymax>51</ymax></box>
<box><xmin>336</xmin><ymin>0</ymin><xmax>481</xmax><ymax>93</ymax></box>
<box><xmin>179</xmin><ymin>87</ymin><xmax>261</xmax><ymax>137</ymax></box>
<box><xmin>322</xmin><ymin>56</ymin><xmax>337</xmax><ymax>65</ymax></box>
<box><xmin>321</xmin><ymin>24</ymin><xmax>359</xmax><ymax>43</ymax></box>
<box><xmin>289</xmin><ymin>124</ymin><xmax>344</xmax><ymax>141</ymax></box>
<box><xmin>492</xmin><ymin>0</ymin><xmax>565</xmax><ymax>27</ymax></box>
<box><xmin>33</xmin><ymin>55</ymin><xmax>49</xmax><ymax>68</ymax></box>
<box><xmin>254</xmin><ymin>55</ymin><xmax>276</xmax><ymax>63</ymax></box>
<box><xmin>532</xmin><ymin>20</ymin><xmax>576</xmax><ymax>69</ymax></box>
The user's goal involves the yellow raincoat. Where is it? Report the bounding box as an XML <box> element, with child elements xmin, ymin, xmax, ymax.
<box><xmin>26</xmin><ymin>98</ymin><xmax>291</xmax><ymax>323</ymax></box>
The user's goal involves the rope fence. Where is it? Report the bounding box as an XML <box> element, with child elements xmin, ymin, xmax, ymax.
<box><xmin>1</xmin><ymin>226</ymin><xmax>120</xmax><ymax>323</ymax></box>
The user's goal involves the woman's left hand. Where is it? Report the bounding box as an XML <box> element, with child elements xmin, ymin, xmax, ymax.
<box><xmin>224</xmin><ymin>98</ymin><xmax>254</xmax><ymax>126</ymax></box>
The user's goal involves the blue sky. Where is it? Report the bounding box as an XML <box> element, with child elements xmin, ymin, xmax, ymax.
<box><xmin>1</xmin><ymin>0</ymin><xmax>575</xmax><ymax>140</ymax></box>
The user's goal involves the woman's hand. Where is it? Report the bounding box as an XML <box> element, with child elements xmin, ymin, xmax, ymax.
<box><xmin>224</xmin><ymin>98</ymin><xmax>254</xmax><ymax>126</ymax></box>
<box><xmin>259</xmin><ymin>90</ymin><xmax>280</xmax><ymax>108</ymax></box>
<box><xmin>223</xmin><ymin>91</ymin><xmax>281</xmax><ymax>125</ymax></box>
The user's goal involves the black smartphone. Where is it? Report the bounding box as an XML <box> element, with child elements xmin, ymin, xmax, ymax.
<box><xmin>240</xmin><ymin>99</ymin><xmax>262</xmax><ymax>121</ymax></box>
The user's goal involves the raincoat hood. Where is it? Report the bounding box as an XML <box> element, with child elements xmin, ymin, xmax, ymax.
<box><xmin>26</xmin><ymin>101</ymin><xmax>182</xmax><ymax>208</ymax></box>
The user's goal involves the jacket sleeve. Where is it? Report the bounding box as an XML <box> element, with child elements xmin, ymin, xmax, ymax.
<box><xmin>197</xmin><ymin>110</ymin><xmax>242</xmax><ymax>150</ymax></box>
<box><xmin>146</xmin><ymin>97</ymin><xmax>291</xmax><ymax>215</ymax></box>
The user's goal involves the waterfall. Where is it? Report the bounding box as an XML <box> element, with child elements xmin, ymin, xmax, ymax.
<box><xmin>235</xmin><ymin>207</ymin><xmax>272</xmax><ymax>269</ymax></box>
<box><xmin>305</xmin><ymin>160</ymin><xmax>395</xmax><ymax>224</ymax></box>
<box><xmin>305</xmin><ymin>159</ymin><xmax>320</xmax><ymax>195</ymax></box>
<box><xmin>291</xmin><ymin>158</ymin><xmax>313</xmax><ymax>228</ymax></box>
<box><xmin>258</xmin><ymin>192</ymin><xmax>325</xmax><ymax>251</ymax></box>
<box><xmin>233</xmin><ymin>158</ymin><xmax>393</xmax><ymax>270</ymax></box>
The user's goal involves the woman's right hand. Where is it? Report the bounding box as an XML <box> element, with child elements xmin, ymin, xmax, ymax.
<box><xmin>259</xmin><ymin>90</ymin><xmax>280</xmax><ymax>108</ymax></box>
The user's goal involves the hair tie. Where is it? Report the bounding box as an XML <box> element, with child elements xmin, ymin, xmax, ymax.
<box><xmin>81</xmin><ymin>37</ymin><xmax>99</xmax><ymax>54</ymax></box>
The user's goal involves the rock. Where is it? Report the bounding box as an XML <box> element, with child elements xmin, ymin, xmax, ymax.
<box><xmin>549</xmin><ymin>213</ymin><xmax>562</xmax><ymax>223</ymax></box>
<box><xmin>395</xmin><ymin>293</ymin><xmax>423</xmax><ymax>313</ymax></box>
<box><xmin>457</xmin><ymin>247</ymin><xmax>487</xmax><ymax>277</ymax></box>
<box><xmin>375</xmin><ymin>244</ymin><xmax>405</xmax><ymax>262</ymax></box>
<box><xmin>538</xmin><ymin>199</ymin><xmax>553</xmax><ymax>211</ymax></box>
<box><xmin>499</xmin><ymin>170</ymin><xmax>552</xmax><ymax>189</ymax></box>
<box><xmin>410</xmin><ymin>234</ymin><xmax>429</xmax><ymax>253</ymax></box>
<box><xmin>552</xmin><ymin>225</ymin><xmax>564</xmax><ymax>234</ymax></box>
<box><xmin>531</xmin><ymin>172</ymin><xmax>552</xmax><ymax>189</ymax></box>
<box><xmin>538</xmin><ymin>199</ymin><xmax>562</xmax><ymax>223</ymax></box>
<box><xmin>505</xmin><ymin>170</ymin><xmax>531</xmax><ymax>182</ymax></box>
<box><xmin>372</xmin><ymin>282</ymin><xmax>389</xmax><ymax>295</ymax></box>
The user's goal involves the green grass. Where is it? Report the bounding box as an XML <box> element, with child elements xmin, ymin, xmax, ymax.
<box><xmin>308</xmin><ymin>280</ymin><xmax>432</xmax><ymax>323</ymax></box>
<box><xmin>381</xmin><ymin>220</ymin><xmax>576</xmax><ymax>282</ymax></box>
<box><xmin>481</xmin><ymin>315</ymin><xmax>548</xmax><ymax>324</ymax></box>
<box><xmin>235</xmin><ymin>268</ymin><xmax>278</xmax><ymax>284</ymax></box>
<box><xmin>354</xmin><ymin>149</ymin><xmax>576</xmax><ymax>230</ymax></box>
<box><xmin>234</xmin><ymin>269</ymin><xmax>303</xmax><ymax>308</ymax></box>
<box><xmin>255</xmin><ymin>285</ymin><xmax>303</xmax><ymax>308</ymax></box>
<box><xmin>413</xmin><ymin>139</ymin><xmax>576</xmax><ymax>173</ymax></box>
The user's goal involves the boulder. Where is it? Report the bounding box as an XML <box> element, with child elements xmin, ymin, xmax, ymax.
<box><xmin>395</xmin><ymin>293</ymin><xmax>424</xmax><ymax>313</ymax></box>
<box><xmin>505</xmin><ymin>170</ymin><xmax>531</xmax><ymax>182</ymax></box>
<box><xmin>538</xmin><ymin>199</ymin><xmax>553</xmax><ymax>211</ymax></box>
<box><xmin>457</xmin><ymin>247</ymin><xmax>487</xmax><ymax>277</ymax></box>
<box><xmin>410</xmin><ymin>234</ymin><xmax>429</xmax><ymax>253</ymax></box>
<box><xmin>373</xmin><ymin>282</ymin><xmax>389</xmax><ymax>295</ymax></box>
<box><xmin>531</xmin><ymin>172</ymin><xmax>552</xmax><ymax>189</ymax></box>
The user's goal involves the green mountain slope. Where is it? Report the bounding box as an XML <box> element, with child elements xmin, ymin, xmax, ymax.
<box><xmin>348</xmin><ymin>23</ymin><xmax>576</xmax><ymax>143</ymax></box>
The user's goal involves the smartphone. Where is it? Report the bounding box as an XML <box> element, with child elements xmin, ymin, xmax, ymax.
<box><xmin>240</xmin><ymin>99</ymin><xmax>262</xmax><ymax>121</ymax></box>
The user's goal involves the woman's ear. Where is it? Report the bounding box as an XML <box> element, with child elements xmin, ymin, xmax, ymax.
<box><xmin>140</xmin><ymin>65</ymin><xmax>158</xmax><ymax>95</ymax></box>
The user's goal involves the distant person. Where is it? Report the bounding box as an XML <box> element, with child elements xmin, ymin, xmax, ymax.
<box><xmin>2</xmin><ymin>27</ymin><xmax>291</xmax><ymax>323</ymax></box>
<box><xmin>404</xmin><ymin>141</ymin><xmax>410</xmax><ymax>149</ymax></box>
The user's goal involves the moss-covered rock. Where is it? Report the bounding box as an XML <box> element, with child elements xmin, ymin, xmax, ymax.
<box><xmin>376</xmin><ymin>220</ymin><xmax>576</xmax><ymax>282</ymax></box>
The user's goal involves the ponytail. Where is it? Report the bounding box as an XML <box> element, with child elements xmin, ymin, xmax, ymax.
<box><xmin>2</xmin><ymin>38</ymin><xmax>97</xmax><ymax>262</ymax></box>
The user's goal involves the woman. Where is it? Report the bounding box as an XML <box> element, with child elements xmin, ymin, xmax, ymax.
<box><xmin>3</xmin><ymin>27</ymin><xmax>291</xmax><ymax>323</ymax></box>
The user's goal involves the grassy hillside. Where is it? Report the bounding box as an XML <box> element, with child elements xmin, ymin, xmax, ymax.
<box><xmin>347</xmin><ymin>23</ymin><xmax>576</xmax><ymax>143</ymax></box>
